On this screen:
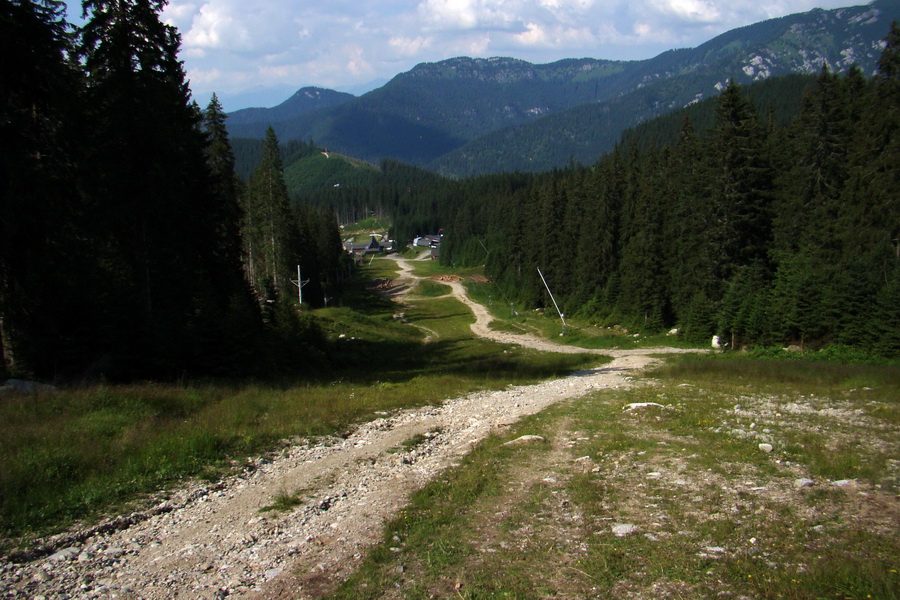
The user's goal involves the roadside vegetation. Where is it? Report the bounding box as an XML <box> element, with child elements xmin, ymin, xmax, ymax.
<box><xmin>327</xmin><ymin>354</ymin><xmax>900</xmax><ymax>600</ymax></box>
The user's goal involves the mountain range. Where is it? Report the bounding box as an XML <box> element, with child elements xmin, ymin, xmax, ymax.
<box><xmin>227</xmin><ymin>0</ymin><xmax>900</xmax><ymax>177</ymax></box>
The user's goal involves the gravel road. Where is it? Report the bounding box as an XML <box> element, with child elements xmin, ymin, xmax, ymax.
<box><xmin>0</xmin><ymin>256</ymin><xmax>699</xmax><ymax>599</ymax></box>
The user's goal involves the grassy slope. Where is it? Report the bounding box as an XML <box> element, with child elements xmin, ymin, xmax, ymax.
<box><xmin>328</xmin><ymin>356</ymin><xmax>900</xmax><ymax>600</ymax></box>
<box><xmin>0</xmin><ymin>257</ymin><xmax>596</xmax><ymax>547</ymax></box>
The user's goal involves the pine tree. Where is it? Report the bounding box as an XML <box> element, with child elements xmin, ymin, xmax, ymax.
<box><xmin>243</xmin><ymin>127</ymin><xmax>298</xmax><ymax>302</ymax></box>
<box><xmin>202</xmin><ymin>93</ymin><xmax>246</xmax><ymax>291</ymax></box>
<box><xmin>664</xmin><ymin>117</ymin><xmax>720</xmax><ymax>323</ymax></box>
<box><xmin>78</xmin><ymin>0</ymin><xmax>246</xmax><ymax>376</ymax></box>
<box><xmin>833</xmin><ymin>22</ymin><xmax>900</xmax><ymax>353</ymax></box>
<box><xmin>709</xmin><ymin>80</ymin><xmax>773</xmax><ymax>279</ymax></box>
<box><xmin>616</xmin><ymin>147</ymin><xmax>667</xmax><ymax>329</ymax></box>
<box><xmin>0</xmin><ymin>0</ymin><xmax>86</xmax><ymax>376</ymax></box>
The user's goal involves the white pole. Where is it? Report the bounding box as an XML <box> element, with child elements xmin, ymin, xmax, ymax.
<box><xmin>537</xmin><ymin>267</ymin><xmax>567</xmax><ymax>335</ymax></box>
<box><xmin>291</xmin><ymin>265</ymin><xmax>309</xmax><ymax>305</ymax></box>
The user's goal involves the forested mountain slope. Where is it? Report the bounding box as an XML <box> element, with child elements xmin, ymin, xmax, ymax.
<box><xmin>303</xmin><ymin>26</ymin><xmax>900</xmax><ymax>357</ymax></box>
<box><xmin>226</xmin><ymin>87</ymin><xmax>355</xmax><ymax>127</ymax></box>
<box><xmin>435</xmin><ymin>38</ymin><xmax>900</xmax><ymax>355</ymax></box>
<box><xmin>228</xmin><ymin>0</ymin><xmax>900</xmax><ymax>175</ymax></box>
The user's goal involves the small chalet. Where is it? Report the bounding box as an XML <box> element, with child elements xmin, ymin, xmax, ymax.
<box><xmin>413</xmin><ymin>234</ymin><xmax>442</xmax><ymax>249</ymax></box>
<box><xmin>344</xmin><ymin>235</ymin><xmax>384</xmax><ymax>257</ymax></box>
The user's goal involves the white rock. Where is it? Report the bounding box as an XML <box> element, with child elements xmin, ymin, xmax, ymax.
<box><xmin>758</xmin><ymin>443</ymin><xmax>773</xmax><ymax>453</ymax></box>
<box><xmin>611</xmin><ymin>524</ymin><xmax>638</xmax><ymax>536</ymax></box>
<box><xmin>623</xmin><ymin>402</ymin><xmax>667</xmax><ymax>411</ymax></box>
<box><xmin>794</xmin><ymin>478</ymin><xmax>815</xmax><ymax>489</ymax></box>
<box><xmin>831</xmin><ymin>479</ymin><xmax>856</xmax><ymax>487</ymax></box>
<box><xmin>503</xmin><ymin>435</ymin><xmax>546</xmax><ymax>446</ymax></box>
<box><xmin>47</xmin><ymin>547</ymin><xmax>79</xmax><ymax>562</ymax></box>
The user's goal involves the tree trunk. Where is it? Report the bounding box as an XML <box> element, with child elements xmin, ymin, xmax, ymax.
<box><xmin>0</xmin><ymin>316</ymin><xmax>14</xmax><ymax>374</ymax></box>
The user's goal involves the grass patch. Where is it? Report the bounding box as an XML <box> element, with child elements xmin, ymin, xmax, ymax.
<box><xmin>412</xmin><ymin>279</ymin><xmax>451</xmax><ymax>298</ymax></box>
<box><xmin>464</xmin><ymin>279</ymin><xmax>702</xmax><ymax>350</ymax></box>
<box><xmin>387</xmin><ymin>430</ymin><xmax>442</xmax><ymax>455</ymax></box>
<box><xmin>653</xmin><ymin>353</ymin><xmax>900</xmax><ymax>398</ymax></box>
<box><xmin>328</xmin><ymin>409</ymin><xmax>563</xmax><ymax>600</ymax></box>
<box><xmin>260</xmin><ymin>487</ymin><xmax>307</xmax><ymax>513</ymax></box>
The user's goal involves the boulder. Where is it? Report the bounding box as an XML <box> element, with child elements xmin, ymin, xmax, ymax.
<box><xmin>611</xmin><ymin>523</ymin><xmax>638</xmax><ymax>536</ymax></box>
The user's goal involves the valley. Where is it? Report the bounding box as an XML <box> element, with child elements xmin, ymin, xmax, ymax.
<box><xmin>0</xmin><ymin>255</ymin><xmax>698</xmax><ymax>599</ymax></box>
<box><xmin>2</xmin><ymin>255</ymin><xmax>896</xmax><ymax>599</ymax></box>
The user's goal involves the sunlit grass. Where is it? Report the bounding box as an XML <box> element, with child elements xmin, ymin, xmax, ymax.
<box><xmin>411</xmin><ymin>279</ymin><xmax>451</xmax><ymax>298</ymax></box>
<box><xmin>327</xmin><ymin>354</ymin><xmax>900</xmax><ymax>600</ymax></box>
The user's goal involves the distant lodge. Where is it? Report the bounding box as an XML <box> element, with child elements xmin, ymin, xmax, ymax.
<box><xmin>344</xmin><ymin>235</ymin><xmax>392</xmax><ymax>259</ymax></box>
<box><xmin>413</xmin><ymin>234</ymin><xmax>442</xmax><ymax>260</ymax></box>
<box><xmin>343</xmin><ymin>233</ymin><xmax>442</xmax><ymax>260</ymax></box>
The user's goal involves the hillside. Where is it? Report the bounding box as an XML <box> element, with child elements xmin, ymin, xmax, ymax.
<box><xmin>3</xmin><ymin>259</ymin><xmax>896</xmax><ymax>599</ymax></box>
<box><xmin>226</xmin><ymin>0</ymin><xmax>900</xmax><ymax>175</ymax></box>
<box><xmin>226</xmin><ymin>87</ymin><xmax>354</xmax><ymax>127</ymax></box>
<box><xmin>429</xmin><ymin>74</ymin><xmax>821</xmax><ymax>176</ymax></box>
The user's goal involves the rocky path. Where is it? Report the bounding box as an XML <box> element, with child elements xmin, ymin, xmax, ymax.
<box><xmin>0</xmin><ymin>257</ymin><xmax>698</xmax><ymax>600</ymax></box>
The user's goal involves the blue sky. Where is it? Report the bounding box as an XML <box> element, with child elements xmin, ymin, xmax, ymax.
<box><xmin>63</xmin><ymin>0</ymin><xmax>870</xmax><ymax>110</ymax></box>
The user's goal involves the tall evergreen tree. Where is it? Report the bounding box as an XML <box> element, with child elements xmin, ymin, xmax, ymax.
<box><xmin>243</xmin><ymin>127</ymin><xmax>298</xmax><ymax>302</ymax></box>
<box><xmin>709</xmin><ymin>80</ymin><xmax>773</xmax><ymax>279</ymax></box>
<box><xmin>0</xmin><ymin>0</ymin><xmax>86</xmax><ymax>376</ymax></box>
<box><xmin>202</xmin><ymin>93</ymin><xmax>245</xmax><ymax>289</ymax></box>
<box><xmin>77</xmin><ymin>0</ymin><xmax>247</xmax><ymax>376</ymax></box>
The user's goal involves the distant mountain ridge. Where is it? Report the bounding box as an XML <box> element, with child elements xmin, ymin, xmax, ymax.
<box><xmin>227</xmin><ymin>87</ymin><xmax>355</xmax><ymax>127</ymax></box>
<box><xmin>228</xmin><ymin>0</ymin><xmax>900</xmax><ymax>176</ymax></box>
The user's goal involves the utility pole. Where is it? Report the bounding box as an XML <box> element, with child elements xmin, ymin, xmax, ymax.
<box><xmin>290</xmin><ymin>265</ymin><xmax>310</xmax><ymax>304</ymax></box>
<box><xmin>537</xmin><ymin>267</ymin><xmax>567</xmax><ymax>335</ymax></box>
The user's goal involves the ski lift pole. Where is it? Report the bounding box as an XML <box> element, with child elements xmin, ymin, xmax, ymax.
<box><xmin>291</xmin><ymin>265</ymin><xmax>310</xmax><ymax>305</ymax></box>
<box><xmin>537</xmin><ymin>267</ymin><xmax>567</xmax><ymax>335</ymax></box>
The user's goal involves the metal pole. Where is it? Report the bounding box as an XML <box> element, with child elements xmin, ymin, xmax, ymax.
<box><xmin>537</xmin><ymin>267</ymin><xmax>567</xmax><ymax>335</ymax></box>
<box><xmin>298</xmin><ymin>265</ymin><xmax>302</xmax><ymax>305</ymax></box>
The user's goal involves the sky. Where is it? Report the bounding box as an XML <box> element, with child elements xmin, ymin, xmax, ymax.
<box><xmin>63</xmin><ymin>0</ymin><xmax>867</xmax><ymax>110</ymax></box>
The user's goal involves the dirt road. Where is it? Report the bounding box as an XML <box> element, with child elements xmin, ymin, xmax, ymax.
<box><xmin>0</xmin><ymin>256</ymin><xmax>698</xmax><ymax>599</ymax></box>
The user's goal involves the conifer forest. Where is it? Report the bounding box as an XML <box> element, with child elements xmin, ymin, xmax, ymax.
<box><xmin>2</xmin><ymin>0</ymin><xmax>345</xmax><ymax>380</ymax></box>
<box><xmin>435</xmin><ymin>40</ymin><xmax>900</xmax><ymax>356</ymax></box>
<box><xmin>306</xmin><ymin>24</ymin><xmax>900</xmax><ymax>358</ymax></box>
<box><xmin>2</xmin><ymin>1</ymin><xmax>899</xmax><ymax>383</ymax></box>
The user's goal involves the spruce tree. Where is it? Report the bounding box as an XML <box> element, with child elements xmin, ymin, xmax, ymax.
<box><xmin>202</xmin><ymin>94</ymin><xmax>246</xmax><ymax>291</ymax></box>
<box><xmin>78</xmin><ymin>0</ymin><xmax>247</xmax><ymax>376</ymax></box>
<box><xmin>243</xmin><ymin>127</ymin><xmax>298</xmax><ymax>302</ymax></box>
<box><xmin>709</xmin><ymin>80</ymin><xmax>773</xmax><ymax>279</ymax></box>
<box><xmin>0</xmin><ymin>0</ymin><xmax>86</xmax><ymax>376</ymax></box>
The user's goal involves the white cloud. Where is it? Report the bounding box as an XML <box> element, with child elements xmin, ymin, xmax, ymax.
<box><xmin>516</xmin><ymin>22</ymin><xmax>549</xmax><ymax>46</ymax></box>
<box><xmin>650</xmin><ymin>0</ymin><xmax>722</xmax><ymax>24</ymax></box>
<box><xmin>64</xmin><ymin>0</ymin><xmax>863</xmax><ymax>107</ymax></box>
<box><xmin>389</xmin><ymin>36</ymin><xmax>433</xmax><ymax>56</ymax></box>
<box><xmin>183</xmin><ymin>4</ymin><xmax>251</xmax><ymax>51</ymax></box>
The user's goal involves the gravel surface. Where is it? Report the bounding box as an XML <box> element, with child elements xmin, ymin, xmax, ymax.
<box><xmin>0</xmin><ymin>256</ymin><xmax>699</xmax><ymax>599</ymax></box>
